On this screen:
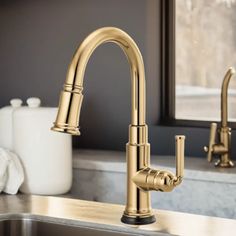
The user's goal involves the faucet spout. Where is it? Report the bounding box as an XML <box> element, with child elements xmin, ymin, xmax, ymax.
<box><xmin>52</xmin><ymin>27</ymin><xmax>146</xmax><ymax>135</ymax></box>
<box><xmin>221</xmin><ymin>67</ymin><xmax>235</xmax><ymax>128</ymax></box>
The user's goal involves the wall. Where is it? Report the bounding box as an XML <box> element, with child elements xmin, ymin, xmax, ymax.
<box><xmin>1</xmin><ymin>0</ymin><xmax>235</xmax><ymax>158</ymax></box>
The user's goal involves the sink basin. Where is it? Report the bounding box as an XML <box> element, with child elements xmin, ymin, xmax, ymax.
<box><xmin>0</xmin><ymin>219</ymin><xmax>138</xmax><ymax>236</ymax></box>
<box><xmin>0</xmin><ymin>195</ymin><xmax>236</xmax><ymax>236</ymax></box>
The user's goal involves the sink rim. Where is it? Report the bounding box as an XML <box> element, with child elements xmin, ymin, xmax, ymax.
<box><xmin>1</xmin><ymin>195</ymin><xmax>236</xmax><ymax>236</ymax></box>
<box><xmin>0</xmin><ymin>216</ymin><xmax>144</xmax><ymax>236</ymax></box>
<box><xmin>0</xmin><ymin>212</ymin><xmax>164</xmax><ymax>236</ymax></box>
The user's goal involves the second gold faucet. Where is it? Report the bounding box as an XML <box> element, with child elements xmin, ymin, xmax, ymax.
<box><xmin>204</xmin><ymin>68</ymin><xmax>235</xmax><ymax>168</ymax></box>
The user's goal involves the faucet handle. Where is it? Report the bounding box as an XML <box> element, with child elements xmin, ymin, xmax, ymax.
<box><xmin>133</xmin><ymin>135</ymin><xmax>185</xmax><ymax>192</ymax></box>
<box><xmin>174</xmin><ymin>135</ymin><xmax>185</xmax><ymax>185</ymax></box>
<box><xmin>204</xmin><ymin>122</ymin><xmax>217</xmax><ymax>162</ymax></box>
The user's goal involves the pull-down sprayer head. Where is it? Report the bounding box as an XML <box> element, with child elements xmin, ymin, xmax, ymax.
<box><xmin>51</xmin><ymin>27</ymin><xmax>146</xmax><ymax>136</ymax></box>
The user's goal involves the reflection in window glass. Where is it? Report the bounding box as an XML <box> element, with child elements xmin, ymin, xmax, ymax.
<box><xmin>175</xmin><ymin>0</ymin><xmax>236</xmax><ymax>121</ymax></box>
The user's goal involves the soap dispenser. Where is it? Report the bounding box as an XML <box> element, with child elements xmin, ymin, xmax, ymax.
<box><xmin>13</xmin><ymin>97</ymin><xmax>72</xmax><ymax>195</ymax></box>
<box><xmin>0</xmin><ymin>99</ymin><xmax>23</xmax><ymax>150</ymax></box>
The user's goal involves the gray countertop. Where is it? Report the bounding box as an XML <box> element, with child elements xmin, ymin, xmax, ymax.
<box><xmin>1</xmin><ymin>195</ymin><xmax>236</xmax><ymax>236</ymax></box>
<box><xmin>73</xmin><ymin>149</ymin><xmax>236</xmax><ymax>183</ymax></box>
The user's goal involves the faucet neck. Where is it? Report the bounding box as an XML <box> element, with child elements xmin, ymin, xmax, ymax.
<box><xmin>221</xmin><ymin>67</ymin><xmax>235</xmax><ymax>128</ymax></box>
<box><xmin>66</xmin><ymin>27</ymin><xmax>146</xmax><ymax>126</ymax></box>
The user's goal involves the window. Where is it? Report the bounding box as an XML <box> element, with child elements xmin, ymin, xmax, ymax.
<box><xmin>162</xmin><ymin>0</ymin><xmax>236</xmax><ymax>126</ymax></box>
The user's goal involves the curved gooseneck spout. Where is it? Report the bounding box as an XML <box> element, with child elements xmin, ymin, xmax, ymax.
<box><xmin>204</xmin><ymin>67</ymin><xmax>235</xmax><ymax>168</ymax></box>
<box><xmin>52</xmin><ymin>27</ymin><xmax>146</xmax><ymax>135</ymax></box>
<box><xmin>221</xmin><ymin>67</ymin><xmax>235</xmax><ymax>128</ymax></box>
<box><xmin>52</xmin><ymin>27</ymin><xmax>185</xmax><ymax>225</ymax></box>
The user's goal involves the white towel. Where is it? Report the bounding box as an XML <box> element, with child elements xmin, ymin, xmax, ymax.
<box><xmin>0</xmin><ymin>148</ymin><xmax>24</xmax><ymax>194</ymax></box>
<box><xmin>0</xmin><ymin>149</ymin><xmax>9</xmax><ymax>192</ymax></box>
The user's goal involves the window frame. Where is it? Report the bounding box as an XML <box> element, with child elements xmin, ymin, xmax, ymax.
<box><xmin>160</xmin><ymin>0</ymin><xmax>236</xmax><ymax>129</ymax></box>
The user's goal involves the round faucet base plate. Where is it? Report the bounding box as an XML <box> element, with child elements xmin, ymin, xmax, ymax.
<box><xmin>215</xmin><ymin>160</ymin><xmax>234</xmax><ymax>168</ymax></box>
<box><xmin>121</xmin><ymin>214</ymin><xmax>156</xmax><ymax>225</ymax></box>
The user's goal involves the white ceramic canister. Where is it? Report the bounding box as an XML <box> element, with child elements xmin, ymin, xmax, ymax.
<box><xmin>0</xmin><ymin>99</ymin><xmax>23</xmax><ymax>150</ymax></box>
<box><xmin>13</xmin><ymin>97</ymin><xmax>72</xmax><ymax>195</ymax></box>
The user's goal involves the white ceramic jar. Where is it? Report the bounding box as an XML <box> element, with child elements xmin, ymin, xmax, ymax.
<box><xmin>13</xmin><ymin>97</ymin><xmax>72</xmax><ymax>195</ymax></box>
<box><xmin>0</xmin><ymin>99</ymin><xmax>23</xmax><ymax>150</ymax></box>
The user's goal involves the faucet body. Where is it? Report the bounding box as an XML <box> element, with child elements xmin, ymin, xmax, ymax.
<box><xmin>204</xmin><ymin>68</ymin><xmax>235</xmax><ymax>167</ymax></box>
<box><xmin>52</xmin><ymin>27</ymin><xmax>185</xmax><ymax>225</ymax></box>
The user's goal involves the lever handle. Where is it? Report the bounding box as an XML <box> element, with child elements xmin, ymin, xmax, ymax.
<box><xmin>175</xmin><ymin>135</ymin><xmax>185</xmax><ymax>185</ymax></box>
<box><xmin>133</xmin><ymin>135</ymin><xmax>185</xmax><ymax>192</ymax></box>
<box><xmin>204</xmin><ymin>123</ymin><xmax>217</xmax><ymax>162</ymax></box>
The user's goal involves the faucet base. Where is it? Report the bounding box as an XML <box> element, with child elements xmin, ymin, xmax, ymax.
<box><xmin>121</xmin><ymin>214</ymin><xmax>156</xmax><ymax>225</ymax></box>
<box><xmin>215</xmin><ymin>159</ymin><xmax>234</xmax><ymax>168</ymax></box>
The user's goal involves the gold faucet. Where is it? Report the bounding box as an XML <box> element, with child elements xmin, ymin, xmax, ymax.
<box><xmin>51</xmin><ymin>27</ymin><xmax>185</xmax><ymax>225</ymax></box>
<box><xmin>204</xmin><ymin>68</ymin><xmax>235</xmax><ymax>168</ymax></box>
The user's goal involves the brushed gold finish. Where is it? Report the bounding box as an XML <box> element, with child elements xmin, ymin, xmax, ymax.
<box><xmin>51</xmin><ymin>27</ymin><xmax>185</xmax><ymax>225</ymax></box>
<box><xmin>204</xmin><ymin>68</ymin><xmax>235</xmax><ymax>168</ymax></box>
<box><xmin>204</xmin><ymin>123</ymin><xmax>217</xmax><ymax>162</ymax></box>
<box><xmin>175</xmin><ymin>135</ymin><xmax>185</xmax><ymax>184</ymax></box>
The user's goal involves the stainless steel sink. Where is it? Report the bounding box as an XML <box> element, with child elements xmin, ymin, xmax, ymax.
<box><xmin>1</xmin><ymin>195</ymin><xmax>235</xmax><ymax>236</ymax></box>
<box><xmin>0</xmin><ymin>219</ymin><xmax>138</xmax><ymax>236</ymax></box>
